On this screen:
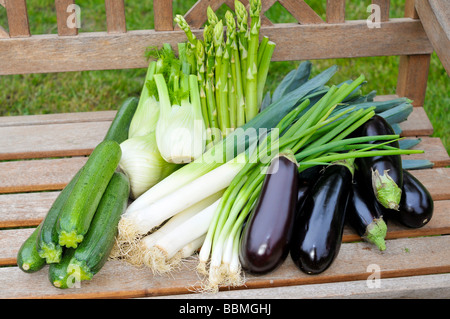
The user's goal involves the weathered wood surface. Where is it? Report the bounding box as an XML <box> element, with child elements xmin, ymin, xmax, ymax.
<box><xmin>1</xmin><ymin>235</ymin><xmax>449</xmax><ymax>299</ymax></box>
<box><xmin>416</xmin><ymin>0</ymin><xmax>450</xmax><ymax>74</ymax></box>
<box><xmin>156</xmin><ymin>273</ymin><xmax>450</xmax><ymax>299</ymax></box>
<box><xmin>2</xmin><ymin>199</ymin><xmax>449</xmax><ymax>267</ymax></box>
<box><xmin>55</xmin><ymin>0</ymin><xmax>78</xmax><ymax>36</ymax></box>
<box><xmin>0</xmin><ymin>19</ymin><xmax>433</xmax><ymax>75</ymax></box>
<box><xmin>0</xmin><ymin>105</ymin><xmax>437</xmax><ymax>161</ymax></box>
<box><xmin>0</xmin><ymin>103</ymin><xmax>449</xmax><ymax>298</ymax></box>
<box><xmin>105</xmin><ymin>0</ymin><xmax>127</xmax><ymax>34</ymax></box>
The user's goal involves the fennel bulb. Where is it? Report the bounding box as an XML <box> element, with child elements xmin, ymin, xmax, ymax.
<box><xmin>118</xmin><ymin>132</ymin><xmax>179</xmax><ymax>199</ymax></box>
<box><xmin>128</xmin><ymin>95</ymin><xmax>160</xmax><ymax>138</ymax></box>
<box><xmin>154</xmin><ymin>73</ymin><xmax>206</xmax><ymax>164</ymax></box>
<box><xmin>128</xmin><ymin>61</ymin><xmax>160</xmax><ymax>138</ymax></box>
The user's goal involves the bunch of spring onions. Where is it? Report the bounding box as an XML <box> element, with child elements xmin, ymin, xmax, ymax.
<box><xmin>113</xmin><ymin>60</ymin><xmax>423</xmax><ymax>285</ymax></box>
<box><xmin>196</xmin><ymin>76</ymin><xmax>424</xmax><ymax>291</ymax></box>
<box><xmin>174</xmin><ymin>0</ymin><xmax>275</xmax><ymax>143</ymax></box>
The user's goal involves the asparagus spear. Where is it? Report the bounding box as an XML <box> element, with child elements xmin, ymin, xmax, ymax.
<box><xmin>245</xmin><ymin>0</ymin><xmax>262</xmax><ymax>121</ymax></box>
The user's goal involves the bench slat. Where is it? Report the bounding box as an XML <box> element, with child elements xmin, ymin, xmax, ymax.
<box><xmin>0</xmin><ymin>235</ymin><xmax>449</xmax><ymax>298</ymax></box>
<box><xmin>0</xmin><ymin>121</ymin><xmax>109</xmax><ymax>160</ymax></box>
<box><xmin>0</xmin><ymin>19</ymin><xmax>432</xmax><ymax>75</ymax></box>
<box><xmin>0</xmin><ymin>157</ymin><xmax>86</xmax><ymax>194</ymax></box>
<box><xmin>157</xmin><ymin>273</ymin><xmax>450</xmax><ymax>299</ymax></box>
<box><xmin>0</xmin><ymin>107</ymin><xmax>440</xmax><ymax>161</ymax></box>
<box><xmin>1</xmin><ymin>155</ymin><xmax>448</xmax><ymax>197</ymax></box>
<box><xmin>0</xmin><ymin>110</ymin><xmax>117</xmax><ymax>127</ymax></box>
<box><xmin>0</xmin><ymin>191</ymin><xmax>59</xmax><ymax>228</ymax></box>
<box><xmin>402</xmin><ymin>136</ymin><xmax>450</xmax><ymax>168</ymax></box>
<box><xmin>2</xmin><ymin>199</ymin><xmax>448</xmax><ymax>266</ymax></box>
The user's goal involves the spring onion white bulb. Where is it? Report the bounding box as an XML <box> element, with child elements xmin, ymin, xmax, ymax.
<box><xmin>118</xmin><ymin>132</ymin><xmax>178</xmax><ymax>199</ymax></box>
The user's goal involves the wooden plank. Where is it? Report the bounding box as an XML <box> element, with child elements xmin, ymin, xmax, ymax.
<box><xmin>0</xmin><ymin>235</ymin><xmax>449</xmax><ymax>298</ymax></box>
<box><xmin>401</xmin><ymin>136</ymin><xmax>450</xmax><ymax>168</ymax></box>
<box><xmin>0</xmin><ymin>19</ymin><xmax>433</xmax><ymax>75</ymax></box>
<box><xmin>158</xmin><ymin>273</ymin><xmax>450</xmax><ymax>299</ymax></box>
<box><xmin>0</xmin><ymin>110</ymin><xmax>116</xmax><ymax>127</ymax></box>
<box><xmin>0</xmin><ymin>25</ymin><xmax>9</xmax><ymax>38</ymax></box>
<box><xmin>0</xmin><ymin>157</ymin><xmax>86</xmax><ymax>194</ymax></box>
<box><xmin>5</xmin><ymin>0</ymin><xmax>30</xmax><ymax>37</ymax></box>
<box><xmin>405</xmin><ymin>0</ymin><xmax>419</xmax><ymax>19</ymax></box>
<box><xmin>2</xmin><ymin>198</ymin><xmax>449</xmax><ymax>266</ymax></box>
<box><xmin>105</xmin><ymin>0</ymin><xmax>127</xmax><ymax>34</ymax></box>
<box><xmin>0</xmin><ymin>191</ymin><xmax>60</xmax><ymax>228</ymax></box>
<box><xmin>153</xmin><ymin>0</ymin><xmax>173</xmax><ymax>31</ymax></box>
<box><xmin>278</xmin><ymin>0</ymin><xmax>325</xmax><ymax>24</ymax></box>
<box><xmin>0</xmin><ymin>121</ymin><xmax>109</xmax><ymax>161</ymax></box>
<box><xmin>396</xmin><ymin>0</ymin><xmax>432</xmax><ymax>107</ymax></box>
<box><xmin>55</xmin><ymin>0</ymin><xmax>78</xmax><ymax>36</ymax></box>
<box><xmin>396</xmin><ymin>54</ymin><xmax>431</xmax><ymax>107</ymax></box>
<box><xmin>343</xmin><ymin>199</ymin><xmax>450</xmax><ymax>243</ymax></box>
<box><xmin>0</xmin><ymin>227</ymin><xmax>35</xmax><ymax>266</ymax></box>
<box><xmin>409</xmin><ymin>168</ymin><xmax>450</xmax><ymax>201</ymax></box>
<box><xmin>398</xmin><ymin>106</ymin><xmax>434</xmax><ymax>136</ymax></box>
<box><xmin>326</xmin><ymin>0</ymin><xmax>345</xmax><ymax>24</ymax></box>
<box><xmin>371</xmin><ymin>0</ymin><xmax>390</xmax><ymax>22</ymax></box>
<box><xmin>0</xmin><ymin>137</ymin><xmax>446</xmax><ymax>197</ymax></box>
<box><xmin>0</xmin><ymin>107</ymin><xmax>436</xmax><ymax>162</ymax></box>
<box><xmin>415</xmin><ymin>0</ymin><xmax>450</xmax><ymax>74</ymax></box>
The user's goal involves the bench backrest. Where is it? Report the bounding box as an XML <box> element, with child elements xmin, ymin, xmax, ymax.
<box><xmin>0</xmin><ymin>0</ymin><xmax>432</xmax><ymax>106</ymax></box>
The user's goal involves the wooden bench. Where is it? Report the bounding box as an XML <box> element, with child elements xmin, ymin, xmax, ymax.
<box><xmin>0</xmin><ymin>0</ymin><xmax>449</xmax><ymax>299</ymax></box>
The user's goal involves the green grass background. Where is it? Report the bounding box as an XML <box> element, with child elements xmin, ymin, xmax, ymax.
<box><xmin>0</xmin><ymin>0</ymin><xmax>448</xmax><ymax>152</ymax></box>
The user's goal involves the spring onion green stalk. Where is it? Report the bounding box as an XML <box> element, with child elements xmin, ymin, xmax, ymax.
<box><xmin>118</xmin><ymin>132</ymin><xmax>178</xmax><ymax>200</ymax></box>
<box><xmin>154</xmin><ymin>73</ymin><xmax>206</xmax><ymax>164</ymax></box>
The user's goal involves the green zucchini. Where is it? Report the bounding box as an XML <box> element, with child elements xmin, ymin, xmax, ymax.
<box><xmin>48</xmin><ymin>248</ymin><xmax>77</xmax><ymax>289</ymax></box>
<box><xmin>17</xmin><ymin>224</ymin><xmax>46</xmax><ymax>273</ymax></box>
<box><xmin>57</xmin><ymin>140</ymin><xmax>122</xmax><ymax>249</ymax></box>
<box><xmin>104</xmin><ymin>97</ymin><xmax>139</xmax><ymax>144</ymax></box>
<box><xmin>36</xmin><ymin>169</ymin><xmax>83</xmax><ymax>263</ymax></box>
<box><xmin>68</xmin><ymin>172</ymin><xmax>130</xmax><ymax>281</ymax></box>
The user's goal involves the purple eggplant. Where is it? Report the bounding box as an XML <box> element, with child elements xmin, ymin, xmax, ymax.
<box><xmin>389</xmin><ymin>169</ymin><xmax>434</xmax><ymax>228</ymax></box>
<box><xmin>239</xmin><ymin>154</ymin><xmax>299</xmax><ymax>275</ymax></box>
<box><xmin>296</xmin><ymin>166</ymin><xmax>322</xmax><ymax>206</ymax></box>
<box><xmin>290</xmin><ymin>162</ymin><xmax>353</xmax><ymax>275</ymax></box>
<box><xmin>353</xmin><ymin>115</ymin><xmax>403</xmax><ymax>211</ymax></box>
<box><xmin>346</xmin><ymin>173</ymin><xmax>387</xmax><ymax>251</ymax></box>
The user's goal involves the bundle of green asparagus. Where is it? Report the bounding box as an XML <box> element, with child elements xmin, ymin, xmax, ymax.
<box><xmin>175</xmin><ymin>0</ymin><xmax>275</xmax><ymax>145</ymax></box>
